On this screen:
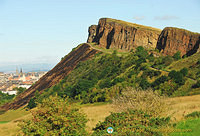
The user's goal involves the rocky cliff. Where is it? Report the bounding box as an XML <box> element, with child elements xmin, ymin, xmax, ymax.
<box><xmin>157</xmin><ymin>27</ymin><xmax>200</xmax><ymax>56</ymax></box>
<box><xmin>1</xmin><ymin>43</ymin><xmax>99</xmax><ymax>110</ymax></box>
<box><xmin>87</xmin><ymin>18</ymin><xmax>162</xmax><ymax>50</ymax></box>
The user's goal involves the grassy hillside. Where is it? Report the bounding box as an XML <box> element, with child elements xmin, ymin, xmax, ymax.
<box><xmin>26</xmin><ymin>45</ymin><xmax>199</xmax><ymax>107</ymax></box>
<box><xmin>1</xmin><ymin>94</ymin><xmax>200</xmax><ymax>135</ymax></box>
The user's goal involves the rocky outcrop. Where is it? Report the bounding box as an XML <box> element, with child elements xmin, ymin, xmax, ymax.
<box><xmin>87</xmin><ymin>25</ymin><xmax>97</xmax><ymax>43</ymax></box>
<box><xmin>1</xmin><ymin>43</ymin><xmax>99</xmax><ymax>110</ymax></box>
<box><xmin>157</xmin><ymin>27</ymin><xmax>200</xmax><ymax>56</ymax></box>
<box><xmin>87</xmin><ymin>18</ymin><xmax>162</xmax><ymax>50</ymax></box>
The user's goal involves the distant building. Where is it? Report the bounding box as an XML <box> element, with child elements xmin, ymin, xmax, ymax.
<box><xmin>2</xmin><ymin>90</ymin><xmax>17</xmax><ymax>95</ymax></box>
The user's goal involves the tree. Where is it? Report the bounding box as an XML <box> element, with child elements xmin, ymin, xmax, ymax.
<box><xmin>180</xmin><ymin>67</ymin><xmax>188</xmax><ymax>76</ymax></box>
<box><xmin>140</xmin><ymin>78</ymin><xmax>150</xmax><ymax>90</ymax></box>
<box><xmin>173</xmin><ymin>51</ymin><xmax>181</xmax><ymax>60</ymax></box>
<box><xmin>19</xmin><ymin>96</ymin><xmax>88</xmax><ymax>136</ymax></box>
<box><xmin>135</xmin><ymin>46</ymin><xmax>148</xmax><ymax>59</ymax></box>
<box><xmin>27</xmin><ymin>98</ymin><xmax>37</xmax><ymax>109</ymax></box>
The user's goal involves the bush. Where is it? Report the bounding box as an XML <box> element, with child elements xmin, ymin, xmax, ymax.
<box><xmin>139</xmin><ymin>78</ymin><xmax>150</xmax><ymax>90</ymax></box>
<box><xmin>112</xmin><ymin>87</ymin><xmax>169</xmax><ymax>117</ymax></box>
<box><xmin>27</xmin><ymin>98</ymin><xmax>37</xmax><ymax>109</ymax></box>
<box><xmin>192</xmin><ymin>80</ymin><xmax>200</xmax><ymax>88</ymax></box>
<box><xmin>152</xmin><ymin>75</ymin><xmax>168</xmax><ymax>87</ymax></box>
<box><xmin>185</xmin><ymin>111</ymin><xmax>200</xmax><ymax>119</ymax></box>
<box><xmin>19</xmin><ymin>96</ymin><xmax>88</xmax><ymax>136</ymax></box>
<box><xmin>93</xmin><ymin>110</ymin><xmax>171</xmax><ymax>136</ymax></box>
<box><xmin>173</xmin><ymin>51</ymin><xmax>181</xmax><ymax>60</ymax></box>
<box><xmin>180</xmin><ymin>67</ymin><xmax>188</xmax><ymax>76</ymax></box>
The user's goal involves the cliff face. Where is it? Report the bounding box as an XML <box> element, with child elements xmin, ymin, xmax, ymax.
<box><xmin>87</xmin><ymin>18</ymin><xmax>162</xmax><ymax>50</ymax></box>
<box><xmin>1</xmin><ymin>43</ymin><xmax>99</xmax><ymax>110</ymax></box>
<box><xmin>157</xmin><ymin>27</ymin><xmax>200</xmax><ymax>56</ymax></box>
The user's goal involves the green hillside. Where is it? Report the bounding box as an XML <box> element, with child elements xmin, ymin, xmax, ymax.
<box><xmin>28</xmin><ymin>44</ymin><xmax>200</xmax><ymax>107</ymax></box>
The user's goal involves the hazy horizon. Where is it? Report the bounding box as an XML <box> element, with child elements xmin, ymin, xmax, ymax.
<box><xmin>0</xmin><ymin>0</ymin><xmax>200</xmax><ymax>68</ymax></box>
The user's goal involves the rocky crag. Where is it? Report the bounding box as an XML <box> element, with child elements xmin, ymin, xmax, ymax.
<box><xmin>88</xmin><ymin>18</ymin><xmax>200</xmax><ymax>56</ymax></box>
<box><xmin>157</xmin><ymin>27</ymin><xmax>200</xmax><ymax>56</ymax></box>
<box><xmin>87</xmin><ymin>18</ymin><xmax>161</xmax><ymax>50</ymax></box>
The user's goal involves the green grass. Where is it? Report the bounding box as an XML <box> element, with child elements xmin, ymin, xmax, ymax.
<box><xmin>167</xmin><ymin>52</ymin><xmax>200</xmax><ymax>71</ymax></box>
<box><xmin>0</xmin><ymin>108</ymin><xmax>29</xmax><ymax>122</ymax></box>
<box><xmin>171</xmin><ymin>118</ymin><xmax>200</xmax><ymax>136</ymax></box>
<box><xmin>0</xmin><ymin>121</ymin><xmax>9</xmax><ymax>124</ymax></box>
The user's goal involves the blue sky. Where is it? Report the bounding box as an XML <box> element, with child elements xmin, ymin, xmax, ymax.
<box><xmin>0</xmin><ymin>0</ymin><xmax>199</xmax><ymax>68</ymax></box>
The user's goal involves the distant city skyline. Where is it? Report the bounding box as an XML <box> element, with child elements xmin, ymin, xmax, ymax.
<box><xmin>0</xmin><ymin>0</ymin><xmax>200</xmax><ymax>68</ymax></box>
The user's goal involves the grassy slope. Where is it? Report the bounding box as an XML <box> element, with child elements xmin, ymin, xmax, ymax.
<box><xmin>1</xmin><ymin>95</ymin><xmax>200</xmax><ymax>135</ymax></box>
<box><xmin>167</xmin><ymin>52</ymin><xmax>200</xmax><ymax>71</ymax></box>
<box><xmin>171</xmin><ymin>118</ymin><xmax>200</xmax><ymax>135</ymax></box>
<box><xmin>0</xmin><ymin>108</ymin><xmax>31</xmax><ymax>136</ymax></box>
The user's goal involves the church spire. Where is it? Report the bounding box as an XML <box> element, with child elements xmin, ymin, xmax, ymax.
<box><xmin>16</xmin><ymin>67</ymin><xmax>19</xmax><ymax>75</ymax></box>
<box><xmin>20</xmin><ymin>68</ymin><xmax>23</xmax><ymax>75</ymax></box>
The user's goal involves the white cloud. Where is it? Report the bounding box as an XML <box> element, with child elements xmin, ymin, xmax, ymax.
<box><xmin>154</xmin><ymin>15</ymin><xmax>179</xmax><ymax>20</ymax></box>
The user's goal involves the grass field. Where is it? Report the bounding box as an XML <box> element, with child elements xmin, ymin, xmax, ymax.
<box><xmin>0</xmin><ymin>95</ymin><xmax>200</xmax><ymax>135</ymax></box>
<box><xmin>171</xmin><ymin>118</ymin><xmax>200</xmax><ymax>135</ymax></box>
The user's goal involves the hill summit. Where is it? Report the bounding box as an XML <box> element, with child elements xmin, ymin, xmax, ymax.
<box><xmin>88</xmin><ymin>18</ymin><xmax>200</xmax><ymax>56</ymax></box>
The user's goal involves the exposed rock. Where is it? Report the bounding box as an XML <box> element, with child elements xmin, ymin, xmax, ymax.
<box><xmin>87</xmin><ymin>18</ymin><xmax>162</xmax><ymax>50</ymax></box>
<box><xmin>1</xmin><ymin>43</ymin><xmax>99</xmax><ymax>110</ymax></box>
<box><xmin>87</xmin><ymin>25</ymin><xmax>97</xmax><ymax>43</ymax></box>
<box><xmin>156</xmin><ymin>27</ymin><xmax>200</xmax><ymax>56</ymax></box>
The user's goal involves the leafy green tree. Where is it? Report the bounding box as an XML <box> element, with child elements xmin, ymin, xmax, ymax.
<box><xmin>0</xmin><ymin>91</ymin><xmax>15</xmax><ymax>106</ymax></box>
<box><xmin>173</xmin><ymin>51</ymin><xmax>181</xmax><ymax>60</ymax></box>
<box><xmin>27</xmin><ymin>98</ymin><xmax>37</xmax><ymax>109</ymax></box>
<box><xmin>20</xmin><ymin>96</ymin><xmax>88</xmax><ymax>136</ymax></box>
<box><xmin>180</xmin><ymin>67</ymin><xmax>188</xmax><ymax>76</ymax></box>
<box><xmin>14</xmin><ymin>87</ymin><xmax>26</xmax><ymax>96</ymax></box>
<box><xmin>140</xmin><ymin>78</ymin><xmax>150</xmax><ymax>90</ymax></box>
<box><xmin>152</xmin><ymin>75</ymin><xmax>168</xmax><ymax>88</ymax></box>
<box><xmin>135</xmin><ymin>46</ymin><xmax>148</xmax><ymax>59</ymax></box>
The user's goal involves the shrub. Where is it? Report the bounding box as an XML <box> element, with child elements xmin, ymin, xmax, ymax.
<box><xmin>19</xmin><ymin>96</ymin><xmax>88</xmax><ymax>136</ymax></box>
<box><xmin>185</xmin><ymin>111</ymin><xmax>200</xmax><ymax>119</ymax></box>
<box><xmin>27</xmin><ymin>98</ymin><xmax>37</xmax><ymax>109</ymax></box>
<box><xmin>152</xmin><ymin>75</ymin><xmax>168</xmax><ymax>87</ymax></box>
<box><xmin>192</xmin><ymin>80</ymin><xmax>200</xmax><ymax>88</ymax></box>
<box><xmin>139</xmin><ymin>78</ymin><xmax>150</xmax><ymax>90</ymax></box>
<box><xmin>173</xmin><ymin>51</ymin><xmax>181</xmax><ymax>60</ymax></box>
<box><xmin>135</xmin><ymin>46</ymin><xmax>148</xmax><ymax>59</ymax></box>
<box><xmin>180</xmin><ymin>67</ymin><xmax>188</xmax><ymax>76</ymax></box>
<box><xmin>93</xmin><ymin>110</ymin><xmax>171</xmax><ymax>136</ymax></box>
<box><xmin>112</xmin><ymin>87</ymin><xmax>169</xmax><ymax>117</ymax></box>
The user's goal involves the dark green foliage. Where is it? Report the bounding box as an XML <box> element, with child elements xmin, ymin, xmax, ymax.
<box><xmin>20</xmin><ymin>96</ymin><xmax>88</xmax><ymax>136</ymax></box>
<box><xmin>147</xmin><ymin>53</ymin><xmax>155</xmax><ymax>62</ymax></box>
<box><xmin>99</xmin><ymin>78</ymin><xmax>112</xmax><ymax>89</ymax></box>
<box><xmin>185</xmin><ymin>111</ymin><xmax>200</xmax><ymax>119</ymax></box>
<box><xmin>192</xmin><ymin>80</ymin><xmax>200</xmax><ymax>88</ymax></box>
<box><xmin>197</xmin><ymin>60</ymin><xmax>200</xmax><ymax>65</ymax></box>
<box><xmin>173</xmin><ymin>51</ymin><xmax>181</xmax><ymax>60</ymax></box>
<box><xmin>27</xmin><ymin>98</ymin><xmax>37</xmax><ymax>109</ymax></box>
<box><xmin>14</xmin><ymin>87</ymin><xmax>26</xmax><ymax>96</ymax></box>
<box><xmin>140</xmin><ymin>78</ymin><xmax>150</xmax><ymax>90</ymax></box>
<box><xmin>152</xmin><ymin>76</ymin><xmax>168</xmax><ymax>87</ymax></box>
<box><xmin>93</xmin><ymin>110</ymin><xmax>171</xmax><ymax>135</ymax></box>
<box><xmin>169</xmin><ymin>70</ymin><xmax>185</xmax><ymax>85</ymax></box>
<box><xmin>112</xmin><ymin>77</ymin><xmax>125</xmax><ymax>86</ymax></box>
<box><xmin>135</xmin><ymin>46</ymin><xmax>148</xmax><ymax>59</ymax></box>
<box><xmin>0</xmin><ymin>91</ymin><xmax>15</xmax><ymax>106</ymax></box>
<box><xmin>162</xmin><ymin>56</ymin><xmax>174</xmax><ymax>66</ymax></box>
<box><xmin>180</xmin><ymin>67</ymin><xmax>188</xmax><ymax>76</ymax></box>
